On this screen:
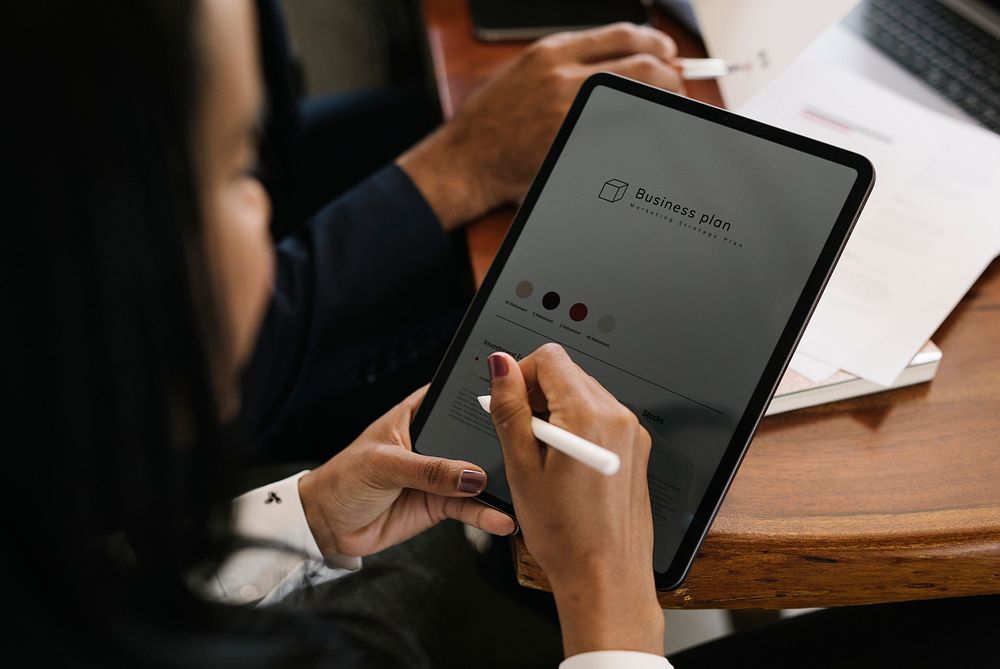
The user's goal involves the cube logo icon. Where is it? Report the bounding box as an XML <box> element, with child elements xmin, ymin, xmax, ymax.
<box><xmin>598</xmin><ymin>178</ymin><xmax>628</xmax><ymax>202</ymax></box>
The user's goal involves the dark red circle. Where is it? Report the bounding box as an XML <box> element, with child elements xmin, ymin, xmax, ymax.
<box><xmin>541</xmin><ymin>291</ymin><xmax>561</xmax><ymax>310</ymax></box>
<box><xmin>569</xmin><ymin>303</ymin><xmax>588</xmax><ymax>322</ymax></box>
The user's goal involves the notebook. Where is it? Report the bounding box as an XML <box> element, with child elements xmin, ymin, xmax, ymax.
<box><xmin>766</xmin><ymin>341</ymin><xmax>941</xmax><ymax>415</ymax></box>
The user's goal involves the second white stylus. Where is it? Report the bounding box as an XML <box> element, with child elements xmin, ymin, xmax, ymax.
<box><xmin>477</xmin><ymin>395</ymin><xmax>621</xmax><ymax>476</ymax></box>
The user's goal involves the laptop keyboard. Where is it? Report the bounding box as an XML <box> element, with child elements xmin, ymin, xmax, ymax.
<box><xmin>844</xmin><ymin>0</ymin><xmax>1000</xmax><ymax>133</ymax></box>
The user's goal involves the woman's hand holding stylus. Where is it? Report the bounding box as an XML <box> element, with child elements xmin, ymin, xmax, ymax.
<box><xmin>487</xmin><ymin>343</ymin><xmax>664</xmax><ymax>658</ymax></box>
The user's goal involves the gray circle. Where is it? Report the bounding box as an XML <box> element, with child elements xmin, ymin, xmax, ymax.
<box><xmin>597</xmin><ymin>315</ymin><xmax>616</xmax><ymax>333</ymax></box>
<box><xmin>515</xmin><ymin>280</ymin><xmax>534</xmax><ymax>299</ymax></box>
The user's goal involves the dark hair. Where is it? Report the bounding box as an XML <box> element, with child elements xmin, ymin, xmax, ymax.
<box><xmin>5</xmin><ymin>2</ymin><xmax>355</xmax><ymax>665</ymax></box>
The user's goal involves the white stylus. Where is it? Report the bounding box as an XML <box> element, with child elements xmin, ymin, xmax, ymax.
<box><xmin>477</xmin><ymin>395</ymin><xmax>621</xmax><ymax>476</ymax></box>
<box><xmin>675</xmin><ymin>57</ymin><xmax>748</xmax><ymax>80</ymax></box>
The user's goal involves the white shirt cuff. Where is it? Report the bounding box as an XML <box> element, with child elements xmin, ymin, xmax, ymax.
<box><xmin>560</xmin><ymin>650</ymin><xmax>673</xmax><ymax>669</ymax></box>
<box><xmin>202</xmin><ymin>471</ymin><xmax>361</xmax><ymax>605</ymax></box>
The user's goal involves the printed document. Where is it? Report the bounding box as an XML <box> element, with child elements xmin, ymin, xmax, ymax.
<box><xmin>743</xmin><ymin>68</ymin><xmax>1000</xmax><ymax>385</ymax></box>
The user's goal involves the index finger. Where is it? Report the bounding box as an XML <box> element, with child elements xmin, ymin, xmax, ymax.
<box><xmin>542</xmin><ymin>22</ymin><xmax>678</xmax><ymax>64</ymax></box>
<box><xmin>517</xmin><ymin>343</ymin><xmax>598</xmax><ymax>414</ymax></box>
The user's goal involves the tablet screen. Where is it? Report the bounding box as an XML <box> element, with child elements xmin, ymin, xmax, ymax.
<box><xmin>413</xmin><ymin>82</ymin><xmax>864</xmax><ymax>581</ymax></box>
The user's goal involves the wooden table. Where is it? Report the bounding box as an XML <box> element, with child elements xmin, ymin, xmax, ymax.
<box><xmin>421</xmin><ymin>0</ymin><xmax>1000</xmax><ymax>609</ymax></box>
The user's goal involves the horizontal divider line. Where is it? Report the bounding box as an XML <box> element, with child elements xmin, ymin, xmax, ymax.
<box><xmin>495</xmin><ymin>314</ymin><xmax>722</xmax><ymax>415</ymax></box>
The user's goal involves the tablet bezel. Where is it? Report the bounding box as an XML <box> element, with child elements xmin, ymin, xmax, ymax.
<box><xmin>410</xmin><ymin>72</ymin><xmax>875</xmax><ymax>590</ymax></box>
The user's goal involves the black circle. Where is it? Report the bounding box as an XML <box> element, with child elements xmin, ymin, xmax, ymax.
<box><xmin>541</xmin><ymin>291</ymin><xmax>561</xmax><ymax>310</ymax></box>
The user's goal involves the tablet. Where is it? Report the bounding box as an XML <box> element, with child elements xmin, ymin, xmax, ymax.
<box><xmin>411</xmin><ymin>73</ymin><xmax>874</xmax><ymax>589</ymax></box>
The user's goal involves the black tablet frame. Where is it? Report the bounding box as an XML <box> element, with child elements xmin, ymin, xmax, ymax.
<box><xmin>409</xmin><ymin>72</ymin><xmax>875</xmax><ymax>590</ymax></box>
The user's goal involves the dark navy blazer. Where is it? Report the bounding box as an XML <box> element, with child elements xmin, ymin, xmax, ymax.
<box><xmin>241</xmin><ymin>165</ymin><xmax>472</xmax><ymax>447</ymax></box>
<box><xmin>239</xmin><ymin>0</ymin><xmax>472</xmax><ymax>452</ymax></box>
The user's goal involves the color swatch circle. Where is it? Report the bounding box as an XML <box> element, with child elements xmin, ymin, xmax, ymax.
<box><xmin>515</xmin><ymin>280</ymin><xmax>533</xmax><ymax>298</ymax></box>
<box><xmin>569</xmin><ymin>303</ymin><xmax>588</xmax><ymax>322</ymax></box>
<box><xmin>597</xmin><ymin>315</ymin><xmax>616</xmax><ymax>333</ymax></box>
<box><xmin>542</xmin><ymin>291</ymin><xmax>561</xmax><ymax>310</ymax></box>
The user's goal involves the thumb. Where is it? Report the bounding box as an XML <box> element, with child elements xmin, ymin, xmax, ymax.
<box><xmin>440</xmin><ymin>497</ymin><xmax>517</xmax><ymax>536</ymax></box>
<box><xmin>373</xmin><ymin>446</ymin><xmax>488</xmax><ymax>497</ymax></box>
<box><xmin>487</xmin><ymin>352</ymin><xmax>542</xmax><ymax>472</ymax></box>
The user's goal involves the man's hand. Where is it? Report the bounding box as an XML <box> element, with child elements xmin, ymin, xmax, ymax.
<box><xmin>297</xmin><ymin>386</ymin><xmax>516</xmax><ymax>558</ymax></box>
<box><xmin>399</xmin><ymin>22</ymin><xmax>683</xmax><ymax>231</ymax></box>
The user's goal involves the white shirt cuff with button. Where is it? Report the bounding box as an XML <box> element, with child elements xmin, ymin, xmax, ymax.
<box><xmin>202</xmin><ymin>470</ymin><xmax>361</xmax><ymax>606</ymax></box>
<box><xmin>560</xmin><ymin>651</ymin><xmax>673</xmax><ymax>669</ymax></box>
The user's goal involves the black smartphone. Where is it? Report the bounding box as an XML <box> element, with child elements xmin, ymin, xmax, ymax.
<box><xmin>469</xmin><ymin>0</ymin><xmax>650</xmax><ymax>42</ymax></box>
<box><xmin>410</xmin><ymin>73</ymin><xmax>874</xmax><ymax>589</ymax></box>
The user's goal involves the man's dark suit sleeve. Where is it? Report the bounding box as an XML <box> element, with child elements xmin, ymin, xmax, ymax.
<box><xmin>239</xmin><ymin>164</ymin><xmax>474</xmax><ymax>443</ymax></box>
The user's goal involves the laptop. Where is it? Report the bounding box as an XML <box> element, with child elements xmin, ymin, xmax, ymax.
<box><xmin>842</xmin><ymin>0</ymin><xmax>1000</xmax><ymax>134</ymax></box>
<box><xmin>659</xmin><ymin>0</ymin><xmax>1000</xmax><ymax>133</ymax></box>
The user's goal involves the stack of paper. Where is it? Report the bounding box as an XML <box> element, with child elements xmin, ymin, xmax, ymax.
<box><xmin>690</xmin><ymin>0</ymin><xmax>860</xmax><ymax>109</ymax></box>
<box><xmin>768</xmin><ymin>342</ymin><xmax>942</xmax><ymax>415</ymax></box>
<box><xmin>741</xmin><ymin>67</ymin><xmax>1000</xmax><ymax>386</ymax></box>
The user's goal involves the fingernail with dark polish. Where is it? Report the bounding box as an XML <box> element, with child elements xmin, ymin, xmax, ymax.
<box><xmin>487</xmin><ymin>354</ymin><xmax>508</xmax><ymax>379</ymax></box>
<box><xmin>458</xmin><ymin>469</ymin><xmax>485</xmax><ymax>493</ymax></box>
